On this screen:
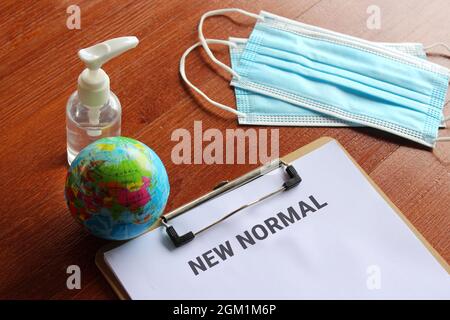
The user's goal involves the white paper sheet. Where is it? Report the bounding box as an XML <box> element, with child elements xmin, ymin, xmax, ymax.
<box><xmin>104</xmin><ymin>140</ymin><xmax>450</xmax><ymax>299</ymax></box>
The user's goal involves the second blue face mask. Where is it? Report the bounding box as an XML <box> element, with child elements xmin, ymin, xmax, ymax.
<box><xmin>228</xmin><ymin>37</ymin><xmax>440</xmax><ymax>128</ymax></box>
<box><xmin>181</xmin><ymin>38</ymin><xmax>446</xmax><ymax>129</ymax></box>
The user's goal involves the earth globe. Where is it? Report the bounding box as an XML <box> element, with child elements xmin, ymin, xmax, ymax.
<box><xmin>64</xmin><ymin>137</ymin><xmax>170</xmax><ymax>240</ymax></box>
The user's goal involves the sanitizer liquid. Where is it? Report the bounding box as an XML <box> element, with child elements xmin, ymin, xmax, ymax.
<box><xmin>66</xmin><ymin>91</ymin><xmax>121</xmax><ymax>164</ymax></box>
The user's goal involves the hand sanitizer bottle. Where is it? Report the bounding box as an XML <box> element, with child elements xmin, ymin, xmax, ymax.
<box><xmin>66</xmin><ymin>36</ymin><xmax>139</xmax><ymax>164</ymax></box>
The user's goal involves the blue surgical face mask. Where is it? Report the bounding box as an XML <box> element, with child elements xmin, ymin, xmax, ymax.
<box><xmin>182</xmin><ymin>8</ymin><xmax>450</xmax><ymax>147</ymax></box>
<box><xmin>228</xmin><ymin>37</ymin><xmax>445</xmax><ymax>128</ymax></box>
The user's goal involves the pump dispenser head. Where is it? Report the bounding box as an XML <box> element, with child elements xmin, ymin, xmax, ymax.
<box><xmin>77</xmin><ymin>36</ymin><xmax>139</xmax><ymax>107</ymax></box>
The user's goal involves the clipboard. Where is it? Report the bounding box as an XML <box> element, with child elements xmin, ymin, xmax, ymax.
<box><xmin>96</xmin><ymin>137</ymin><xmax>449</xmax><ymax>300</ymax></box>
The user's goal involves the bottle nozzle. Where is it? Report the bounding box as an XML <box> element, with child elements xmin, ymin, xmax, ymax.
<box><xmin>77</xmin><ymin>36</ymin><xmax>139</xmax><ymax>107</ymax></box>
<box><xmin>78</xmin><ymin>36</ymin><xmax>139</xmax><ymax>70</ymax></box>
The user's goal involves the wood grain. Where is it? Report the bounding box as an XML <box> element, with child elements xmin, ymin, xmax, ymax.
<box><xmin>0</xmin><ymin>0</ymin><xmax>448</xmax><ymax>299</ymax></box>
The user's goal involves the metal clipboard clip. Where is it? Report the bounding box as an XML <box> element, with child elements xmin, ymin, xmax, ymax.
<box><xmin>160</xmin><ymin>160</ymin><xmax>302</xmax><ymax>248</ymax></box>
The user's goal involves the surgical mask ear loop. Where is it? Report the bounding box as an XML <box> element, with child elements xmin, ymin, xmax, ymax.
<box><xmin>198</xmin><ymin>8</ymin><xmax>264</xmax><ymax>79</ymax></box>
<box><xmin>425</xmin><ymin>43</ymin><xmax>450</xmax><ymax>142</ymax></box>
<box><xmin>436</xmin><ymin>114</ymin><xmax>450</xmax><ymax>142</ymax></box>
<box><xmin>179</xmin><ymin>39</ymin><xmax>246</xmax><ymax>117</ymax></box>
<box><xmin>424</xmin><ymin>42</ymin><xmax>450</xmax><ymax>54</ymax></box>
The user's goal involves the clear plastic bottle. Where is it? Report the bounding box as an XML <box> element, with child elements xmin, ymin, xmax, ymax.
<box><xmin>66</xmin><ymin>91</ymin><xmax>121</xmax><ymax>164</ymax></box>
<box><xmin>65</xmin><ymin>36</ymin><xmax>138</xmax><ymax>164</ymax></box>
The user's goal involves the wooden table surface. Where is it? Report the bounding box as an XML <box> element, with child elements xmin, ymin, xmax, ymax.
<box><xmin>1</xmin><ymin>0</ymin><xmax>449</xmax><ymax>299</ymax></box>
